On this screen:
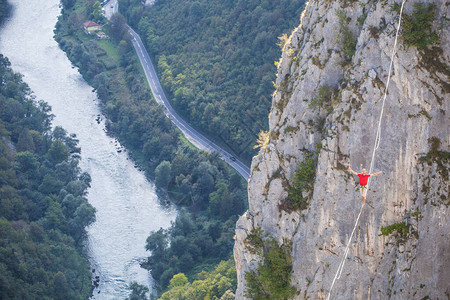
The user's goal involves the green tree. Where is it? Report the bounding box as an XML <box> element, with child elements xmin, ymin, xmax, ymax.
<box><xmin>90</xmin><ymin>1</ymin><xmax>106</xmax><ymax>23</ymax></box>
<box><xmin>118</xmin><ymin>40</ymin><xmax>130</xmax><ymax>60</ymax></box>
<box><xmin>69</xmin><ymin>202</ymin><xmax>96</xmax><ymax>240</ymax></box>
<box><xmin>14</xmin><ymin>151</ymin><xmax>39</xmax><ymax>175</ymax></box>
<box><xmin>16</xmin><ymin>128</ymin><xmax>35</xmax><ymax>152</ymax></box>
<box><xmin>110</xmin><ymin>13</ymin><xmax>129</xmax><ymax>41</ymax></box>
<box><xmin>155</xmin><ymin>160</ymin><xmax>171</xmax><ymax>190</ymax></box>
<box><xmin>169</xmin><ymin>273</ymin><xmax>188</xmax><ymax>287</ymax></box>
<box><xmin>126</xmin><ymin>281</ymin><xmax>149</xmax><ymax>300</ymax></box>
<box><xmin>0</xmin><ymin>0</ymin><xmax>9</xmax><ymax>23</ymax></box>
<box><xmin>402</xmin><ymin>3</ymin><xmax>439</xmax><ymax>50</ymax></box>
<box><xmin>53</xmin><ymin>271</ymin><xmax>69</xmax><ymax>300</ymax></box>
<box><xmin>0</xmin><ymin>186</ymin><xmax>23</xmax><ymax>219</ymax></box>
<box><xmin>38</xmin><ymin>174</ymin><xmax>64</xmax><ymax>195</ymax></box>
<box><xmin>244</xmin><ymin>237</ymin><xmax>296</xmax><ymax>299</ymax></box>
<box><xmin>47</xmin><ymin>140</ymin><xmax>69</xmax><ymax>164</ymax></box>
<box><xmin>280</xmin><ymin>152</ymin><xmax>316</xmax><ymax>213</ymax></box>
<box><xmin>68</xmin><ymin>12</ymin><xmax>81</xmax><ymax>34</ymax></box>
<box><xmin>71</xmin><ymin>44</ymin><xmax>85</xmax><ymax>63</ymax></box>
<box><xmin>145</xmin><ymin>228</ymin><xmax>168</xmax><ymax>258</ymax></box>
<box><xmin>61</xmin><ymin>0</ymin><xmax>75</xmax><ymax>9</ymax></box>
<box><xmin>159</xmin><ymin>260</ymin><xmax>236</xmax><ymax>300</ymax></box>
<box><xmin>44</xmin><ymin>200</ymin><xmax>67</xmax><ymax>231</ymax></box>
<box><xmin>209</xmin><ymin>179</ymin><xmax>233</xmax><ymax>218</ymax></box>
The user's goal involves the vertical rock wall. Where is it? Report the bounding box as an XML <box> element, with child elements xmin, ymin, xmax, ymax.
<box><xmin>234</xmin><ymin>0</ymin><xmax>449</xmax><ymax>298</ymax></box>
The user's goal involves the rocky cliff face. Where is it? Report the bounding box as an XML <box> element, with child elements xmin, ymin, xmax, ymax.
<box><xmin>234</xmin><ymin>0</ymin><xmax>449</xmax><ymax>299</ymax></box>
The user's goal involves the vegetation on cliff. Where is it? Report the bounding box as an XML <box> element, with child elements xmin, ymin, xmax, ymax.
<box><xmin>0</xmin><ymin>54</ymin><xmax>94</xmax><ymax>299</ymax></box>
<box><xmin>279</xmin><ymin>151</ymin><xmax>317</xmax><ymax>213</ymax></box>
<box><xmin>244</xmin><ymin>228</ymin><xmax>296</xmax><ymax>299</ymax></box>
<box><xmin>399</xmin><ymin>2</ymin><xmax>439</xmax><ymax>50</ymax></box>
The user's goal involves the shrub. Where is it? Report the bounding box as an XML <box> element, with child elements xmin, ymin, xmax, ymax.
<box><xmin>402</xmin><ymin>3</ymin><xmax>439</xmax><ymax>50</ymax></box>
<box><xmin>253</xmin><ymin>130</ymin><xmax>270</xmax><ymax>150</ymax></box>
<box><xmin>159</xmin><ymin>260</ymin><xmax>237</xmax><ymax>300</ymax></box>
<box><xmin>308</xmin><ymin>85</ymin><xmax>337</xmax><ymax>113</ymax></box>
<box><xmin>380</xmin><ymin>222</ymin><xmax>409</xmax><ymax>236</ymax></box>
<box><xmin>279</xmin><ymin>152</ymin><xmax>317</xmax><ymax>213</ymax></box>
<box><xmin>245</xmin><ymin>227</ymin><xmax>266</xmax><ymax>255</ymax></box>
<box><xmin>244</xmin><ymin>236</ymin><xmax>296</xmax><ymax>300</ymax></box>
<box><xmin>336</xmin><ymin>9</ymin><xmax>357</xmax><ymax>63</ymax></box>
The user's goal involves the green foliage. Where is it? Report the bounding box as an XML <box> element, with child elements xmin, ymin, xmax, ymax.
<box><xmin>55</xmin><ymin>0</ymin><xmax>250</xmax><ymax>295</ymax></box>
<box><xmin>145</xmin><ymin>210</ymin><xmax>239</xmax><ymax>291</ymax></box>
<box><xmin>127</xmin><ymin>281</ymin><xmax>150</xmax><ymax>300</ymax></box>
<box><xmin>279</xmin><ymin>152</ymin><xmax>317</xmax><ymax>213</ymax></box>
<box><xmin>428</xmin><ymin>136</ymin><xmax>441</xmax><ymax>153</ymax></box>
<box><xmin>402</xmin><ymin>3</ymin><xmax>439</xmax><ymax>50</ymax></box>
<box><xmin>0</xmin><ymin>0</ymin><xmax>8</xmax><ymax>23</ymax></box>
<box><xmin>0</xmin><ymin>54</ymin><xmax>94</xmax><ymax>299</ymax></box>
<box><xmin>155</xmin><ymin>160</ymin><xmax>171</xmax><ymax>190</ymax></box>
<box><xmin>419</xmin><ymin>137</ymin><xmax>449</xmax><ymax>182</ymax></box>
<box><xmin>120</xmin><ymin>0</ymin><xmax>306</xmax><ymax>162</ymax></box>
<box><xmin>209</xmin><ymin>179</ymin><xmax>234</xmax><ymax>219</ymax></box>
<box><xmin>169</xmin><ymin>273</ymin><xmax>188</xmax><ymax>288</ymax></box>
<box><xmin>308</xmin><ymin>85</ymin><xmax>336</xmax><ymax>113</ymax></box>
<box><xmin>244</xmin><ymin>235</ymin><xmax>296</xmax><ymax>299</ymax></box>
<box><xmin>380</xmin><ymin>222</ymin><xmax>409</xmax><ymax>236</ymax></box>
<box><xmin>336</xmin><ymin>9</ymin><xmax>357</xmax><ymax>63</ymax></box>
<box><xmin>357</xmin><ymin>13</ymin><xmax>367</xmax><ymax>26</ymax></box>
<box><xmin>244</xmin><ymin>227</ymin><xmax>266</xmax><ymax>255</ymax></box>
<box><xmin>89</xmin><ymin>1</ymin><xmax>106</xmax><ymax>24</ymax></box>
<box><xmin>390</xmin><ymin>3</ymin><xmax>402</xmax><ymax>14</ymax></box>
<box><xmin>109</xmin><ymin>13</ymin><xmax>129</xmax><ymax>41</ymax></box>
<box><xmin>159</xmin><ymin>259</ymin><xmax>237</xmax><ymax>300</ymax></box>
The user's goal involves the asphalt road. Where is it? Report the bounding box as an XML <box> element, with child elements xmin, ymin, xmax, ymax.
<box><xmin>104</xmin><ymin>0</ymin><xmax>251</xmax><ymax>180</ymax></box>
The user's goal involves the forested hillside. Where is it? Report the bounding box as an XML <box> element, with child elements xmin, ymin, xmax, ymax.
<box><xmin>0</xmin><ymin>0</ymin><xmax>8</xmax><ymax>23</ymax></box>
<box><xmin>119</xmin><ymin>0</ymin><xmax>306</xmax><ymax>162</ymax></box>
<box><xmin>0</xmin><ymin>55</ymin><xmax>95</xmax><ymax>299</ymax></box>
<box><xmin>56</xmin><ymin>0</ymin><xmax>248</xmax><ymax>296</ymax></box>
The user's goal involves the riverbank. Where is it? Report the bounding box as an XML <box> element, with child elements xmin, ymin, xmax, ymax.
<box><xmin>0</xmin><ymin>2</ymin><xmax>94</xmax><ymax>298</ymax></box>
<box><xmin>0</xmin><ymin>0</ymin><xmax>177</xmax><ymax>297</ymax></box>
<box><xmin>0</xmin><ymin>54</ymin><xmax>94</xmax><ymax>299</ymax></box>
<box><xmin>55</xmin><ymin>0</ymin><xmax>247</xmax><ymax>295</ymax></box>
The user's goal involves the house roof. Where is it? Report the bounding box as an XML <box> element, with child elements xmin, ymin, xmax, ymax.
<box><xmin>83</xmin><ymin>21</ymin><xmax>100</xmax><ymax>28</ymax></box>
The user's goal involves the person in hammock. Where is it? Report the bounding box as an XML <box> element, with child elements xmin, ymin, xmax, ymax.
<box><xmin>348</xmin><ymin>167</ymin><xmax>382</xmax><ymax>204</ymax></box>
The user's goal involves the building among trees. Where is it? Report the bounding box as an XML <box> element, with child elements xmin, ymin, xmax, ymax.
<box><xmin>83</xmin><ymin>21</ymin><xmax>100</xmax><ymax>34</ymax></box>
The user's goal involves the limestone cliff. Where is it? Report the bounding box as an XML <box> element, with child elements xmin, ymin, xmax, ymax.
<box><xmin>234</xmin><ymin>0</ymin><xmax>449</xmax><ymax>299</ymax></box>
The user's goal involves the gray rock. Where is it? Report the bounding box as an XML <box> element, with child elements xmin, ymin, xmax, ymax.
<box><xmin>234</xmin><ymin>0</ymin><xmax>449</xmax><ymax>299</ymax></box>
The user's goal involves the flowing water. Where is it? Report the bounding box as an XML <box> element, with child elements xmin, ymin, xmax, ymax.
<box><xmin>0</xmin><ymin>1</ymin><xmax>176</xmax><ymax>298</ymax></box>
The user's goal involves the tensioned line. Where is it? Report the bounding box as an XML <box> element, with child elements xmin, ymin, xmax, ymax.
<box><xmin>326</xmin><ymin>1</ymin><xmax>407</xmax><ymax>299</ymax></box>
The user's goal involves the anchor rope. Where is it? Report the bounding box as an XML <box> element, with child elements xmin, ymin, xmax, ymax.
<box><xmin>326</xmin><ymin>1</ymin><xmax>406</xmax><ymax>299</ymax></box>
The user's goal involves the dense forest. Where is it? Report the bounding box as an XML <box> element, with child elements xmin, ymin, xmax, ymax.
<box><xmin>0</xmin><ymin>54</ymin><xmax>95</xmax><ymax>298</ymax></box>
<box><xmin>118</xmin><ymin>0</ymin><xmax>306</xmax><ymax>162</ymax></box>
<box><xmin>0</xmin><ymin>0</ymin><xmax>8</xmax><ymax>24</ymax></box>
<box><xmin>56</xmin><ymin>0</ymin><xmax>247</xmax><ymax>296</ymax></box>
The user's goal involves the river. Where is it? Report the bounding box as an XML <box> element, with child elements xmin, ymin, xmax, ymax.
<box><xmin>0</xmin><ymin>0</ymin><xmax>176</xmax><ymax>298</ymax></box>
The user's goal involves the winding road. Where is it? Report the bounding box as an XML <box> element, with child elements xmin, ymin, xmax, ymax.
<box><xmin>105</xmin><ymin>1</ymin><xmax>251</xmax><ymax>180</ymax></box>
